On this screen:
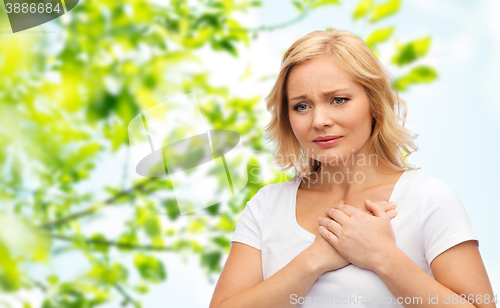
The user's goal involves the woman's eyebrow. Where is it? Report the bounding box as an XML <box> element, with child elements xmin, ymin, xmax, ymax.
<box><xmin>289</xmin><ymin>88</ymin><xmax>350</xmax><ymax>101</ymax></box>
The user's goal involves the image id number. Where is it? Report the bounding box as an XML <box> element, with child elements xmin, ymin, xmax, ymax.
<box><xmin>5</xmin><ymin>2</ymin><xmax>62</xmax><ymax>14</ymax></box>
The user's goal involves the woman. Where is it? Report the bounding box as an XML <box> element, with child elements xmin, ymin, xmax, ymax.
<box><xmin>209</xmin><ymin>29</ymin><xmax>496</xmax><ymax>308</ymax></box>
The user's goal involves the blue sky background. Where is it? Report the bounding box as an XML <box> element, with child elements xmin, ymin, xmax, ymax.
<box><xmin>1</xmin><ymin>0</ymin><xmax>498</xmax><ymax>307</ymax></box>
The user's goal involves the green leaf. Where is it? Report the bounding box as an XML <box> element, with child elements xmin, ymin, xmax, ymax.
<box><xmin>144</xmin><ymin>216</ymin><xmax>162</xmax><ymax>238</ymax></box>
<box><xmin>87</xmin><ymin>263</ymin><xmax>128</xmax><ymax>285</ymax></box>
<box><xmin>117</xmin><ymin>233</ymin><xmax>139</xmax><ymax>252</ymax></box>
<box><xmin>391</xmin><ymin>37</ymin><xmax>431</xmax><ymax>66</ymax></box>
<box><xmin>370</xmin><ymin>0</ymin><xmax>401</xmax><ymax>23</ymax></box>
<box><xmin>292</xmin><ymin>0</ymin><xmax>304</xmax><ymax>12</ymax></box>
<box><xmin>133</xmin><ymin>283</ymin><xmax>149</xmax><ymax>294</ymax></box>
<box><xmin>365</xmin><ymin>26</ymin><xmax>394</xmax><ymax>48</ymax></box>
<box><xmin>249</xmin><ymin>1</ymin><xmax>263</xmax><ymax>7</ymax></box>
<box><xmin>201</xmin><ymin>251</ymin><xmax>222</xmax><ymax>273</ymax></box>
<box><xmin>46</xmin><ymin>275</ymin><xmax>59</xmax><ymax>286</ymax></box>
<box><xmin>353</xmin><ymin>0</ymin><xmax>374</xmax><ymax>20</ymax></box>
<box><xmin>394</xmin><ymin>65</ymin><xmax>438</xmax><ymax>91</ymax></box>
<box><xmin>163</xmin><ymin>199</ymin><xmax>180</xmax><ymax>220</ymax></box>
<box><xmin>88</xmin><ymin>233</ymin><xmax>109</xmax><ymax>253</ymax></box>
<box><xmin>187</xmin><ymin>218</ymin><xmax>206</xmax><ymax>233</ymax></box>
<box><xmin>212</xmin><ymin>236</ymin><xmax>230</xmax><ymax>249</ymax></box>
<box><xmin>210</xmin><ymin>39</ymin><xmax>238</xmax><ymax>57</ymax></box>
<box><xmin>310</xmin><ymin>0</ymin><xmax>341</xmax><ymax>9</ymax></box>
<box><xmin>0</xmin><ymin>242</ymin><xmax>20</xmax><ymax>291</ymax></box>
<box><xmin>217</xmin><ymin>215</ymin><xmax>235</xmax><ymax>232</ymax></box>
<box><xmin>0</xmin><ymin>213</ymin><xmax>51</xmax><ymax>262</ymax></box>
<box><xmin>133</xmin><ymin>254</ymin><xmax>167</xmax><ymax>283</ymax></box>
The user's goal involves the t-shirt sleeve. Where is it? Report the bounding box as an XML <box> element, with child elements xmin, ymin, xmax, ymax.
<box><xmin>421</xmin><ymin>178</ymin><xmax>479</xmax><ymax>265</ymax></box>
<box><xmin>230</xmin><ymin>187</ymin><xmax>266</xmax><ymax>250</ymax></box>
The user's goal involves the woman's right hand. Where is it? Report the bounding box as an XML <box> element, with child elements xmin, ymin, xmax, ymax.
<box><xmin>308</xmin><ymin>200</ymin><xmax>398</xmax><ymax>274</ymax></box>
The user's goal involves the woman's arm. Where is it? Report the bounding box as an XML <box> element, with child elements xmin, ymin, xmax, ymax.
<box><xmin>372</xmin><ymin>240</ymin><xmax>496</xmax><ymax>308</ymax></box>
<box><xmin>209</xmin><ymin>241</ymin><xmax>331</xmax><ymax>308</ymax></box>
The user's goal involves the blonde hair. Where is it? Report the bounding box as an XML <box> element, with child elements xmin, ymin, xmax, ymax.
<box><xmin>263</xmin><ymin>28</ymin><xmax>420</xmax><ymax>181</ymax></box>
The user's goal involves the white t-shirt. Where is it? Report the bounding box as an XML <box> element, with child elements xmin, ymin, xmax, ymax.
<box><xmin>231</xmin><ymin>169</ymin><xmax>479</xmax><ymax>307</ymax></box>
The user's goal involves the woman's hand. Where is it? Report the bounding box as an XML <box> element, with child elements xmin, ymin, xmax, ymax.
<box><xmin>317</xmin><ymin>200</ymin><xmax>399</xmax><ymax>271</ymax></box>
<box><xmin>309</xmin><ymin>225</ymin><xmax>351</xmax><ymax>274</ymax></box>
<box><xmin>309</xmin><ymin>200</ymin><xmax>398</xmax><ymax>274</ymax></box>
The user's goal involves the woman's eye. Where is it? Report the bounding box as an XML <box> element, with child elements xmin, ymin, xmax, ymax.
<box><xmin>333</xmin><ymin>97</ymin><xmax>348</xmax><ymax>105</ymax></box>
<box><xmin>294</xmin><ymin>104</ymin><xmax>309</xmax><ymax>112</ymax></box>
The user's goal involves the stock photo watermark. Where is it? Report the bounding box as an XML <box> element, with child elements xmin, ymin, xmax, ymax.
<box><xmin>2</xmin><ymin>0</ymin><xmax>79</xmax><ymax>33</ymax></box>
<box><xmin>251</xmin><ymin>149</ymin><xmax>382</xmax><ymax>187</ymax></box>
<box><xmin>128</xmin><ymin>92</ymin><xmax>249</xmax><ymax>216</ymax></box>
<box><xmin>290</xmin><ymin>293</ymin><xmax>498</xmax><ymax>305</ymax></box>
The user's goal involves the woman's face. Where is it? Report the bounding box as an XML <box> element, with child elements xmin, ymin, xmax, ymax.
<box><xmin>286</xmin><ymin>55</ymin><xmax>374</xmax><ymax>166</ymax></box>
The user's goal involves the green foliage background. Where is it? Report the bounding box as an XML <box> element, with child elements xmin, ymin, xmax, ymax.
<box><xmin>0</xmin><ymin>0</ymin><xmax>436</xmax><ymax>307</ymax></box>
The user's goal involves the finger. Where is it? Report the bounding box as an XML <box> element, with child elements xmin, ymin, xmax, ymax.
<box><xmin>364</xmin><ymin>199</ymin><xmax>387</xmax><ymax>218</ymax></box>
<box><xmin>319</xmin><ymin>225</ymin><xmax>339</xmax><ymax>248</ymax></box>
<box><xmin>386</xmin><ymin>209</ymin><xmax>398</xmax><ymax>219</ymax></box>
<box><xmin>317</xmin><ymin>216</ymin><xmax>342</xmax><ymax>236</ymax></box>
<box><xmin>333</xmin><ymin>200</ymin><xmax>357</xmax><ymax>216</ymax></box>
<box><xmin>382</xmin><ymin>201</ymin><xmax>397</xmax><ymax>212</ymax></box>
<box><xmin>326</xmin><ymin>208</ymin><xmax>350</xmax><ymax>225</ymax></box>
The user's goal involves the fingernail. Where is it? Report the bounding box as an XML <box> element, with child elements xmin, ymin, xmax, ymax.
<box><xmin>366</xmin><ymin>199</ymin><xmax>372</xmax><ymax>203</ymax></box>
<box><xmin>317</xmin><ymin>217</ymin><xmax>321</xmax><ymax>223</ymax></box>
<box><xmin>390</xmin><ymin>202</ymin><xmax>397</xmax><ymax>208</ymax></box>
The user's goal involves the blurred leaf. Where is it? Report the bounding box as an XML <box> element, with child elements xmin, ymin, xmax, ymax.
<box><xmin>292</xmin><ymin>0</ymin><xmax>304</xmax><ymax>12</ymax></box>
<box><xmin>187</xmin><ymin>218</ymin><xmax>206</xmax><ymax>233</ymax></box>
<box><xmin>117</xmin><ymin>233</ymin><xmax>139</xmax><ymax>252</ymax></box>
<box><xmin>144</xmin><ymin>216</ymin><xmax>162</xmax><ymax>238</ymax></box>
<box><xmin>0</xmin><ymin>242</ymin><xmax>20</xmax><ymax>291</ymax></box>
<box><xmin>201</xmin><ymin>251</ymin><xmax>221</xmax><ymax>273</ymax></box>
<box><xmin>249</xmin><ymin>1</ymin><xmax>263</xmax><ymax>7</ymax></box>
<box><xmin>311</xmin><ymin>0</ymin><xmax>341</xmax><ymax>9</ymax></box>
<box><xmin>133</xmin><ymin>254</ymin><xmax>166</xmax><ymax>283</ymax></box>
<box><xmin>394</xmin><ymin>65</ymin><xmax>438</xmax><ymax>91</ymax></box>
<box><xmin>87</xmin><ymin>262</ymin><xmax>128</xmax><ymax>285</ymax></box>
<box><xmin>370</xmin><ymin>0</ymin><xmax>401</xmax><ymax>22</ymax></box>
<box><xmin>353</xmin><ymin>0</ymin><xmax>374</xmax><ymax>20</ymax></box>
<box><xmin>162</xmin><ymin>199</ymin><xmax>180</xmax><ymax>220</ymax></box>
<box><xmin>133</xmin><ymin>283</ymin><xmax>149</xmax><ymax>294</ymax></box>
<box><xmin>0</xmin><ymin>213</ymin><xmax>51</xmax><ymax>262</ymax></box>
<box><xmin>212</xmin><ymin>236</ymin><xmax>231</xmax><ymax>249</ymax></box>
<box><xmin>365</xmin><ymin>26</ymin><xmax>394</xmax><ymax>49</ymax></box>
<box><xmin>88</xmin><ymin>234</ymin><xmax>109</xmax><ymax>253</ymax></box>
<box><xmin>46</xmin><ymin>275</ymin><xmax>59</xmax><ymax>286</ymax></box>
<box><xmin>391</xmin><ymin>37</ymin><xmax>431</xmax><ymax>66</ymax></box>
<box><xmin>217</xmin><ymin>214</ymin><xmax>235</xmax><ymax>232</ymax></box>
<box><xmin>239</xmin><ymin>62</ymin><xmax>252</xmax><ymax>81</ymax></box>
<box><xmin>210</xmin><ymin>39</ymin><xmax>238</xmax><ymax>57</ymax></box>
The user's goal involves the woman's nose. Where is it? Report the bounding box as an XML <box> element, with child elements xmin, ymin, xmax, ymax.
<box><xmin>312</xmin><ymin>107</ymin><xmax>334</xmax><ymax>129</ymax></box>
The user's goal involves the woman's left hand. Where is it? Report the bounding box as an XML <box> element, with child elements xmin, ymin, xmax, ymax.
<box><xmin>317</xmin><ymin>200</ymin><xmax>399</xmax><ymax>271</ymax></box>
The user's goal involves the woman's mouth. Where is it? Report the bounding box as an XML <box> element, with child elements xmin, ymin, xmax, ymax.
<box><xmin>313</xmin><ymin>137</ymin><xmax>342</xmax><ymax>148</ymax></box>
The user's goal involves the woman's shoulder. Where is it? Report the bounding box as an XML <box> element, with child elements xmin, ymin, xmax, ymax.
<box><xmin>404</xmin><ymin>169</ymin><xmax>448</xmax><ymax>188</ymax></box>
<box><xmin>254</xmin><ymin>176</ymin><xmax>301</xmax><ymax>197</ymax></box>
<box><xmin>404</xmin><ymin>169</ymin><xmax>462</xmax><ymax>206</ymax></box>
<box><xmin>244</xmin><ymin>176</ymin><xmax>301</xmax><ymax>210</ymax></box>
